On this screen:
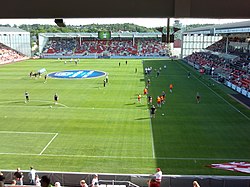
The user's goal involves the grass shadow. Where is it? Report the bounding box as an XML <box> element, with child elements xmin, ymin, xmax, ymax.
<box><xmin>136</xmin><ymin>104</ymin><xmax>147</xmax><ymax>107</ymax></box>
<box><xmin>125</xmin><ymin>103</ymin><xmax>135</xmax><ymax>106</ymax></box>
<box><xmin>135</xmin><ymin>117</ymin><xmax>149</xmax><ymax>120</ymax></box>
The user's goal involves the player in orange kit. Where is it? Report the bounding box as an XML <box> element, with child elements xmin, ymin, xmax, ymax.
<box><xmin>169</xmin><ymin>83</ymin><xmax>173</xmax><ymax>93</ymax></box>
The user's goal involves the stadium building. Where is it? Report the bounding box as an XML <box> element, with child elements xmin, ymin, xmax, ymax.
<box><xmin>0</xmin><ymin>21</ymin><xmax>250</xmax><ymax>187</ymax></box>
<box><xmin>0</xmin><ymin>27</ymin><xmax>31</xmax><ymax>57</ymax></box>
<box><xmin>182</xmin><ymin>21</ymin><xmax>250</xmax><ymax>99</ymax></box>
<box><xmin>181</xmin><ymin>21</ymin><xmax>250</xmax><ymax>58</ymax></box>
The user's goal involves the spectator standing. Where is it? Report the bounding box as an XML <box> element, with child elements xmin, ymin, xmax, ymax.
<box><xmin>193</xmin><ymin>181</ymin><xmax>200</xmax><ymax>187</ymax></box>
<box><xmin>148</xmin><ymin>168</ymin><xmax>162</xmax><ymax>187</ymax></box>
<box><xmin>148</xmin><ymin>178</ymin><xmax>158</xmax><ymax>187</ymax></box>
<box><xmin>91</xmin><ymin>174</ymin><xmax>99</xmax><ymax>187</ymax></box>
<box><xmin>35</xmin><ymin>175</ymin><xmax>41</xmax><ymax>186</ymax></box>
<box><xmin>0</xmin><ymin>172</ymin><xmax>5</xmax><ymax>187</ymax></box>
<box><xmin>40</xmin><ymin>175</ymin><xmax>50</xmax><ymax>187</ymax></box>
<box><xmin>55</xmin><ymin>181</ymin><xmax>61</xmax><ymax>187</ymax></box>
<box><xmin>154</xmin><ymin>168</ymin><xmax>162</xmax><ymax>184</ymax></box>
<box><xmin>28</xmin><ymin>166</ymin><xmax>36</xmax><ymax>185</ymax></box>
<box><xmin>11</xmin><ymin>179</ymin><xmax>16</xmax><ymax>186</ymax></box>
<box><xmin>13</xmin><ymin>168</ymin><xmax>23</xmax><ymax>185</ymax></box>
<box><xmin>80</xmin><ymin>180</ymin><xmax>88</xmax><ymax>187</ymax></box>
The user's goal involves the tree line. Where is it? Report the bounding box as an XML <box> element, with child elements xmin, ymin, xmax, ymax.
<box><xmin>0</xmin><ymin>22</ymin><xmax>212</xmax><ymax>39</ymax></box>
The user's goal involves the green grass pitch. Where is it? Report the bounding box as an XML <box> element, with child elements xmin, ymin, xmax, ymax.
<box><xmin>0</xmin><ymin>58</ymin><xmax>249</xmax><ymax>175</ymax></box>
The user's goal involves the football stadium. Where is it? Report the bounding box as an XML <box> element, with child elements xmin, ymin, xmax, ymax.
<box><xmin>0</xmin><ymin>19</ymin><xmax>250</xmax><ymax>187</ymax></box>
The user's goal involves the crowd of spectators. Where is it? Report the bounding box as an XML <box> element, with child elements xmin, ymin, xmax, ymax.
<box><xmin>0</xmin><ymin>168</ymin><xmax>100</xmax><ymax>187</ymax></box>
<box><xmin>206</xmin><ymin>37</ymin><xmax>250</xmax><ymax>66</ymax></box>
<box><xmin>0</xmin><ymin>43</ymin><xmax>26</xmax><ymax>64</ymax></box>
<box><xmin>42</xmin><ymin>38</ymin><xmax>169</xmax><ymax>57</ymax></box>
<box><xmin>185</xmin><ymin>44</ymin><xmax>250</xmax><ymax>91</ymax></box>
<box><xmin>207</xmin><ymin>37</ymin><xmax>250</xmax><ymax>54</ymax></box>
<box><xmin>185</xmin><ymin>51</ymin><xmax>226</xmax><ymax>70</ymax></box>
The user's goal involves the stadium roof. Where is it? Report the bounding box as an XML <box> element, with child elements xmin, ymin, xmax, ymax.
<box><xmin>0</xmin><ymin>27</ymin><xmax>28</xmax><ymax>33</ymax></box>
<box><xmin>0</xmin><ymin>0</ymin><xmax>250</xmax><ymax>19</ymax></box>
<box><xmin>184</xmin><ymin>20</ymin><xmax>250</xmax><ymax>35</ymax></box>
<box><xmin>39</xmin><ymin>32</ymin><xmax>162</xmax><ymax>38</ymax></box>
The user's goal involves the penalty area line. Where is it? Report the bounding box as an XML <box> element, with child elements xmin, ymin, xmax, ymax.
<box><xmin>39</xmin><ymin>133</ymin><xmax>59</xmax><ymax>155</ymax></box>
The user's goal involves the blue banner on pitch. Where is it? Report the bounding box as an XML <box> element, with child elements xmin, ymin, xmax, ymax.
<box><xmin>48</xmin><ymin>70</ymin><xmax>106</xmax><ymax>79</ymax></box>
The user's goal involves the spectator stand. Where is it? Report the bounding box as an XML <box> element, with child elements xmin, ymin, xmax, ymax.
<box><xmin>0</xmin><ymin>43</ymin><xmax>28</xmax><ymax>65</ymax></box>
<box><xmin>39</xmin><ymin>32</ymin><xmax>170</xmax><ymax>59</ymax></box>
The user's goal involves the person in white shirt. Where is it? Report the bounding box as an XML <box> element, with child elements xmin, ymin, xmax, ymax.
<box><xmin>80</xmin><ymin>180</ymin><xmax>88</xmax><ymax>187</ymax></box>
<box><xmin>28</xmin><ymin>166</ymin><xmax>36</xmax><ymax>185</ymax></box>
<box><xmin>55</xmin><ymin>181</ymin><xmax>61</xmax><ymax>187</ymax></box>
<box><xmin>154</xmin><ymin>168</ymin><xmax>162</xmax><ymax>183</ymax></box>
<box><xmin>35</xmin><ymin>175</ymin><xmax>41</xmax><ymax>186</ymax></box>
<box><xmin>91</xmin><ymin>174</ymin><xmax>99</xmax><ymax>187</ymax></box>
<box><xmin>148</xmin><ymin>168</ymin><xmax>163</xmax><ymax>187</ymax></box>
<box><xmin>193</xmin><ymin>180</ymin><xmax>200</xmax><ymax>187</ymax></box>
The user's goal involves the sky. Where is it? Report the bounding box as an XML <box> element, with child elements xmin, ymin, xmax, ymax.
<box><xmin>0</xmin><ymin>18</ymin><xmax>249</xmax><ymax>28</ymax></box>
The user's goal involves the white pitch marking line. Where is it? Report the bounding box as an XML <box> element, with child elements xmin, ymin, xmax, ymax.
<box><xmin>39</xmin><ymin>133</ymin><xmax>58</xmax><ymax>155</ymax></box>
<box><xmin>148</xmin><ymin>110</ymin><xmax>155</xmax><ymax>159</ymax></box>
<box><xmin>0</xmin><ymin>99</ymin><xmax>69</xmax><ymax>108</ymax></box>
<box><xmin>0</xmin><ymin>100</ymin><xmax>22</xmax><ymax>104</ymax></box>
<box><xmin>0</xmin><ymin>152</ymin><xmax>248</xmax><ymax>162</ymax></box>
<box><xmin>34</xmin><ymin>155</ymin><xmax>250</xmax><ymax>161</ymax></box>
<box><xmin>33</xmin><ymin>100</ymin><xmax>69</xmax><ymax>108</ymax></box>
<box><xmin>177</xmin><ymin>61</ymin><xmax>250</xmax><ymax>121</ymax></box>
<box><xmin>0</xmin><ymin>105</ymin><xmax>66</xmax><ymax>109</ymax></box>
<box><xmin>0</xmin><ymin>152</ymin><xmax>38</xmax><ymax>156</ymax></box>
<box><xmin>0</xmin><ymin>131</ymin><xmax>56</xmax><ymax>135</ymax></box>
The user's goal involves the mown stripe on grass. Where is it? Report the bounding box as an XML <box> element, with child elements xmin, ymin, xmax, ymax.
<box><xmin>0</xmin><ymin>152</ymin><xmax>248</xmax><ymax>161</ymax></box>
<box><xmin>177</xmin><ymin>61</ymin><xmax>250</xmax><ymax>121</ymax></box>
